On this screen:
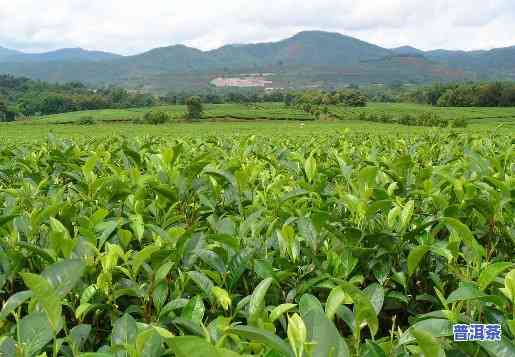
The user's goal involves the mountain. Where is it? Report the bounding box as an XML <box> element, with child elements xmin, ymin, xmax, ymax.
<box><xmin>0</xmin><ymin>46</ymin><xmax>23</xmax><ymax>61</ymax></box>
<box><xmin>0</xmin><ymin>47</ymin><xmax>121</xmax><ymax>63</ymax></box>
<box><xmin>425</xmin><ymin>46</ymin><xmax>515</xmax><ymax>80</ymax></box>
<box><xmin>391</xmin><ymin>46</ymin><xmax>424</xmax><ymax>56</ymax></box>
<box><xmin>208</xmin><ymin>31</ymin><xmax>393</xmax><ymax>68</ymax></box>
<box><xmin>116</xmin><ymin>45</ymin><xmax>214</xmax><ymax>72</ymax></box>
<box><xmin>0</xmin><ymin>31</ymin><xmax>513</xmax><ymax>91</ymax></box>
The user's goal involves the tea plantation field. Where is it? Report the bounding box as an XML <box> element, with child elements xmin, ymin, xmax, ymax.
<box><xmin>0</xmin><ymin>112</ymin><xmax>514</xmax><ymax>356</ymax></box>
<box><xmin>328</xmin><ymin>103</ymin><xmax>515</xmax><ymax>126</ymax></box>
<box><xmin>30</xmin><ymin>103</ymin><xmax>313</xmax><ymax>124</ymax></box>
<box><xmin>19</xmin><ymin>102</ymin><xmax>515</xmax><ymax>128</ymax></box>
<box><xmin>0</xmin><ymin>120</ymin><xmax>469</xmax><ymax>144</ymax></box>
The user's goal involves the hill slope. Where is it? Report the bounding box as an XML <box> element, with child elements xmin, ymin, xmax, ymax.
<box><xmin>0</xmin><ymin>46</ymin><xmax>23</xmax><ymax>61</ymax></box>
<box><xmin>0</xmin><ymin>31</ymin><xmax>513</xmax><ymax>91</ymax></box>
<box><xmin>425</xmin><ymin>46</ymin><xmax>515</xmax><ymax>80</ymax></box>
<box><xmin>208</xmin><ymin>31</ymin><xmax>392</xmax><ymax>68</ymax></box>
<box><xmin>391</xmin><ymin>46</ymin><xmax>425</xmax><ymax>56</ymax></box>
<box><xmin>0</xmin><ymin>47</ymin><xmax>121</xmax><ymax>63</ymax></box>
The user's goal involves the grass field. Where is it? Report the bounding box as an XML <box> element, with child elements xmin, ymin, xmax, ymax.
<box><xmin>3</xmin><ymin>119</ymin><xmax>513</xmax><ymax>144</ymax></box>
<box><xmin>1</xmin><ymin>102</ymin><xmax>512</xmax><ymax>144</ymax></box>
<box><xmin>0</xmin><ymin>121</ymin><xmax>430</xmax><ymax>143</ymax></box>
<box><xmin>329</xmin><ymin>103</ymin><xmax>515</xmax><ymax>127</ymax></box>
<box><xmin>31</xmin><ymin>103</ymin><xmax>313</xmax><ymax>124</ymax></box>
<box><xmin>23</xmin><ymin>102</ymin><xmax>515</xmax><ymax>126</ymax></box>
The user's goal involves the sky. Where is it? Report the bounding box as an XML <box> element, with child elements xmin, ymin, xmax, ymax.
<box><xmin>0</xmin><ymin>0</ymin><xmax>514</xmax><ymax>55</ymax></box>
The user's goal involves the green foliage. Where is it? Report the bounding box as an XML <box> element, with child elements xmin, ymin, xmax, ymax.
<box><xmin>0</xmin><ymin>74</ymin><xmax>157</xmax><ymax>116</ymax></box>
<box><xmin>140</xmin><ymin>110</ymin><xmax>171</xmax><ymax>124</ymax></box>
<box><xmin>0</xmin><ymin>96</ymin><xmax>17</xmax><ymax>122</ymax></box>
<box><xmin>339</xmin><ymin>91</ymin><xmax>367</xmax><ymax>107</ymax></box>
<box><xmin>286</xmin><ymin>89</ymin><xmax>368</xmax><ymax>120</ymax></box>
<box><xmin>78</xmin><ymin>116</ymin><xmax>95</xmax><ymax>125</ymax></box>
<box><xmin>451</xmin><ymin>116</ymin><xmax>468</xmax><ymax>128</ymax></box>
<box><xmin>0</xmin><ymin>129</ymin><xmax>513</xmax><ymax>356</ymax></box>
<box><xmin>0</xmin><ymin>97</ymin><xmax>6</xmax><ymax>115</ymax></box>
<box><xmin>406</xmin><ymin>82</ymin><xmax>515</xmax><ymax>107</ymax></box>
<box><xmin>185</xmin><ymin>96</ymin><xmax>203</xmax><ymax>119</ymax></box>
<box><xmin>333</xmin><ymin>109</ymin><xmax>470</xmax><ymax>128</ymax></box>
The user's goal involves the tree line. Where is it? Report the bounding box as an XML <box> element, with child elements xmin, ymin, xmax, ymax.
<box><xmin>0</xmin><ymin>75</ymin><xmax>289</xmax><ymax>121</ymax></box>
<box><xmin>160</xmin><ymin>89</ymin><xmax>285</xmax><ymax>105</ymax></box>
<box><xmin>2</xmin><ymin>74</ymin><xmax>515</xmax><ymax>122</ymax></box>
<box><xmin>0</xmin><ymin>75</ymin><xmax>159</xmax><ymax>119</ymax></box>
<box><xmin>404</xmin><ymin>82</ymin><xmax>515</xmax><ymax>107</ymax></box>
<box><xmin>284</xmin><ymin>89</ymin><xmax>367</xmax><ymax>119</ymax></box>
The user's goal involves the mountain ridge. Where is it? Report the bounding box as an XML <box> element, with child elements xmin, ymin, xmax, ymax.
<box><xmin>0</xmin><ymin>47</ymin><xmax>121</xmax><ymax>63</ymax></box>
<box><xmin>0</xmin><ymin>31</ymin><xmax>513</xmax><ymax>91</ymax></box>
<box><xmin>2</xmin><ymin>31</ymin><xmax>513</xmax><ymax>61</ymax></box>
<box><xmin>0</xmin><ymin>46</ymin><xmax>23</xmax><ymax>60</ymax></box>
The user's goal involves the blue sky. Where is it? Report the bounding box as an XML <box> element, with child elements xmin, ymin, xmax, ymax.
<box><xmin>0</xmin><ymin>0</ymin><xmax>514</xmax><ymax>54</ymax></box>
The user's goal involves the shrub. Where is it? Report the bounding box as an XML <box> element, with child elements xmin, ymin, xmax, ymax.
<box><xmin>0</xmin><ymin>134</ymin><xmax>513</xmax><ymax>355</ymax></box>
<box><xmin>414</xmin><ymin>112</ymin><xmax>433</xmax><ymax>126</ymax></box>
<box><xmin>312</xmin><ymin>108</ymin><xmax>321</xmax><ymax>120</ymax></box>
<box><xmin>0</xmin><ymin>99</ymin><xmax>17</xmax><ymax>122</ymax></box>
<box><xmin>379</xmin><ymin>113</ymin><xmax>392</xmax><ymax>123</ymax></box>
<box><xmin>450</xmin><ymin>117</ymin><xmax>468</xmax><ymax>128</ymax></box>
<box><xmin>342</xmin><ymin>91</ymin><xmax>367</xmax><ymax>107</ymax></box>
<box><xmin>185</xmin><ymin>96</ymin><xmax>203</xmax><ymax>119</ymax></box>
<box><xmin>78</xmin><ymin>116</ymin><xmax>95</xmax><ymax>125</ymax></box>
<box><xmin>142</xmin><ymin>110</ymin><xmax>171</xmax><ymax>124</ymax></box>
<box><xmin>415</xmin><ymin>112</ymin><xmax>449</xmax><ymax>127</ymax></box>
<box><xmin>398</xmin><ymin>114</ymin><xmax>414</xmax><ymax>125</ymax></box>
<box><xmin>367</xmin><ymin>113</ymin><xmax>378</xmax><ymax>122</ymax></box>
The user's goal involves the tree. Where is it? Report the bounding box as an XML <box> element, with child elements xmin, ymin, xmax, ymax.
<box><xmin>0</xmin><ymin>98</ymin><xmax>6</xmax><ymax>113</ymax></box>
<box><xmin>340</xmin><ymin>91</ymin><xmax>367</xmax><ymax>107</ymax></box>
<box><xmin>0</xmin><ymin>97</ymin><xmax>16</xmax><ymax>122</ymax></box>
<box><xmin>142</xmin><ymin>110</ymin><xmax>170</xmax><ymax>124</ymax></box>
<box><xmin>0</xmin><ymin>98</ymin><xmax>6</xmax><ymax>121</ymax></box>
<box><xmin>388</xmin><ymin>80</ymin><xmax>403</xmax><ymax>90</ymax></box>
<box><xmin>41</xmin><ymin>94</ymin><xmax>74</xmax><ymax>114</ymax></box>
<box><xmin>499</xmin><ymin>85</ymin><xmax>515</xmax><ymax>106</ymax></box>
<box><xmin>185</xmin><ymin>96</ymin><xmax>203</xmax><ymax>119</ymax></box>
<box><xmin>284</xmin><ymin>93</ymin><xmax>296</xmax><ymax>107</ymax></box>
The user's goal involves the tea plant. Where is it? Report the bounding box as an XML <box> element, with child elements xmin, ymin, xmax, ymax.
<box><xmin>0</xmin><ymin>130</ymin><xmax>513</xmax><ymax>356</ymax></box>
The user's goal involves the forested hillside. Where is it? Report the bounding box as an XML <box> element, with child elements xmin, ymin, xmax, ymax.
<box><xmin>1</xmin><ymin>31</ymin><xmax>514</xmax><ymax>91</ymax></box>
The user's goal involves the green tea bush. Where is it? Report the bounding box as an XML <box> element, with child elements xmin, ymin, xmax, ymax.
<box><xmin>140</xmin><ymin>110</ymin><xmax>171</xmax><ymax>124</ymax></box>
<box><xmin>379</xmin><ymin>112</ymin><xmax>393</xmax><ymax>123</ymax></box>
<box><xmin>185</xmin><ymin>96</ymin><xmax>203</xmax><ymax>119</ymax></box>
<box><xmin>414</xmin><ymin>112</ymin><xmax>447</xmax><ymax>127</ymax></box>
<box><xmin>345</xmin><ymin>110</ymin><xmax>464</xmax><ymax>128</ymax></box>
<box><xmin>0</xmin><ymin>132</ymin><xmax>512</xmax><ymax>356</ymax></box>
<box><xmin>450</xmin><ymin>116</ymin><xmax>468</xmax><ymax>128</ymax></box>
<box><xmin>397</xmin><ymin>113</ymin><xmax>415</xmax><ymax>125</ymax></box>
<box><xmin>78</xmin><ymin>116</ymin><xmax>95</xmax><ymax>125</ymax></box>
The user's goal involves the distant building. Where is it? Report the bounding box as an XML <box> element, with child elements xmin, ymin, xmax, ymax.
<box><xmin>210</xmin><ymin>76</ymin><xmax>273</xmax><ymax>88</ymax></box>
<box><xmin>265</xmin><ymin>87</ymin><xmax>283</xmax><ymax>92</ymax></box>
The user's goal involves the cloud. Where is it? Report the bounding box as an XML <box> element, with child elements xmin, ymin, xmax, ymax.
<box><xmin>0</xmin><ymin>0</ymin><xmax>514</xmax><ymax>54</ymax></box>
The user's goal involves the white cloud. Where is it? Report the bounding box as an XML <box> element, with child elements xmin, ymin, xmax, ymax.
<box><xmin>0</xmin><ymin>0</ymin><xmax>513</xmax><ymax>54</ymax></box>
